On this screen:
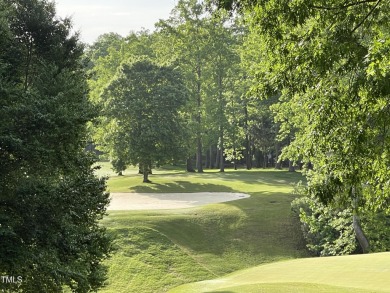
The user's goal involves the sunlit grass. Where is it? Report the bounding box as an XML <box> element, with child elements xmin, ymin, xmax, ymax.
<box><xmin>169</xmin><ymin>252</ymin><xmax>390</xmax><ymax>293</ymax></box>
<box><xmin>95</xmin><ymin>161</ymin><xmax>302</xmax><ymax>193</ymax></box>
<box><xmin>98</xmin><ymin>164</ymin><xmax>307</xmax><ymax>292</ymax></box>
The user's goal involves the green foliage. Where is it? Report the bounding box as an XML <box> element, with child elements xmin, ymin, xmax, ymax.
<box><xmin>156</xmin><ymin>0</ymin><xmax>214</xmax><ymax>172</ymax></box>
<box><xmin>361</xmin><ymin>209</ymin><xmax>390</xmax><ymax>252</ymax></box>
<box><xmin>292</xmin><ymin>182</ymin><xmax>390</xmax><ymax>256</ymax></box>
<box><xmin>224</xmin><ymin>0</ymin><xmax>390</xmax><ymax>252</ymax></box>
<box><xmin>155</xmin><ymin>1</ymin><xmax>251</xmax><ymax>171</ymax></box>
<box><xmin>111</xmin><ymin>157</ymin><xmax>127</xmax><ymax>176</ymax></box>
<box><xmin>101</xmin><ymin>59</ymin><xmax>189</xmax><ymax>181</ymax></box>
<box><xmin>87</xmin><ymin>1</ymin><xmax>272</xmax><ymax>173</ymax></box>
<box><xmin>0</xmin><ymin>0</ymin><xmax>111</xmax><ymax>291</ymax></box>
<box><xmin>291</xmin><ymin>183</ymin><xmax>357</xmax><ymax>256</ymax></box>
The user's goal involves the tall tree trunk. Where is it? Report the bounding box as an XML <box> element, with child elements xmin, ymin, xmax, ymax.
<box><xmin>186</xmin><ymin>157</ymin><xmax>195</xmax><ymax>172</ymax></box>
<box><xmin>219</xmin><ymin>149</ymin><xmax>225</xmax><ymax>172</ymax></box>
<box><xmin>205</xmin><ymin>146</ymin><xmax>210</xmax><ymax>169</ymax></box>
<box><xmin>209</xmin><ymin>145</ymin><xmax>215</xmax><ymax>169</ymax></box>
<box><xmin>196</xmin><ymin>56</ymin><xmax>203</xmax><ymax>173</ymax></box>
<box><xmin>351</xmin><ymin>186</ymin><xmax>370</xmax><ymax>253</ymax></box>
<box><xmin>275</xmin><ymin>142</ymin><xmax>282</xmax><ymax>169</ymax></box>
<box><xmin>353</xmin><ymin>214</ymin><xmax>370</xmax><ymax>253</ymax></box>
<box><xmin>215</xmin><ymin>148</ymin><xmax>220</xmax><ymax>169</ymax></box>
<box><xmin>254</xmin><ymin>148</ymin><xmax>261</xmax><ymax>168</ymax></box>
<box><xmin>219</xmin><ymin>126</ymin><xmax>225</xmax><ymax>172</ymax></box>
<box><xmin>209</xmin><ymin>145</ymin><xmax>216</xmax><ymax>169</ymax></box>
<box><xmin>233</xmin><ymin>148</ymin><xmax>237</xmax><ymax>170</ymax></box>
<box><xmin>288</xmin><ymin>160</ymin><xmax>295</xmax><ymax>172</ymax></box>
<box><xmin>196</xmin><ymin>137</ymin><xmax>203</xmax><ymax>172</ymax></box>
<box><xmin>245</xmin><ymin>139</ymin><xmax>252</xmax><ymax>170</ymax></box>
<box><xmin>143</xmin><ymin>171</ymin><xmax>149</xmax><ymax>183</ymax></box>
<box><xmin>244</xmin><ymin>104</ymin><xmax>252</xmax><ymax>170</ymax></box>
<box><xmin>142</xmin><ymin>164</ymin><xmax>151</xmax><ymax>183</ymax></box>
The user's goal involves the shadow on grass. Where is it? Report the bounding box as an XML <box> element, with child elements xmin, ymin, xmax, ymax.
<box><xmin>149</xmin><ymin>189</ymin><xmax>308</xmax><ymax>273</ymax></box>
<box><xmin>102</xmin><ymin>168</ymin><xmax>311</xmax><ymax>292</ymax></box>
<box><xmin>154</xmin><ymin>168</ymin><xmax>306</xmax><ymax>187</ymax></box>
<box><xmin>108</xmin><ymin>168</ymin><xmax>307</xmax><ymax>268</ymax></box>
<box><xmin>131</xmin><ymin>180</ymin><xmax>236</xmax><ymax>193</ymax></box>
<box><xmin>212</xmin><ymin>169</ymin><xmax>306</xmax><ymax>185</ymax></box>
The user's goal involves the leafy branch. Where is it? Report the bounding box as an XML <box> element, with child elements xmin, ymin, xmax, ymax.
<box><xmin>311</xmin><ymin>0</ymin><xmax>379</xmax><ymax>10</ymax></box>
<box><xmin>351</xmin><ymin>0</ymin><xmax>382</xmax><ymax>33</ymax></box>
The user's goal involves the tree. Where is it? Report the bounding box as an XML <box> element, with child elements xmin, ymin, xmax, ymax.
<box><xmin>204</xmin><ymin>9</ymin><xmax>243</xmax><ymax>172</ymax></box>
<box><xmin>221</xmin><ymin>0</ymin><xmax>390</xmax><ymax>253</ymax></box>
<box><xmin>102</xmin><ymin>59</ymin><xmax>189</xmax><ymax>183</ymax></box>
<box><xmin>156</xmin><ymin>0</ymin><xmax>210</xmax><ymax>173</ymax></box>
<box><xmin>0</xmin><ymin>0</ymin><xmax>111</xmax><ymax>291</ymax></box>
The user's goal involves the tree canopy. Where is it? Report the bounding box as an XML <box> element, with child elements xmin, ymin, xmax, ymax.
<box><xmin>101</xmin><ymin>59</ymin><xmax>189</xmax><ymax>182</ymax></box>
<box><xmin>217</xmin><ymin>0</ymin><xmax>390</xmax><ymax>252</ymax></box>
<box><xmin>0</xmin><ymin>0</ymin><xmax>111</xmax><ymax>291</ymax></box>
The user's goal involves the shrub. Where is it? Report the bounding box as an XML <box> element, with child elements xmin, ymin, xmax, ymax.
<box><xmin>292</xmin><ymin>182</ymin><xmax>390</xmax><ymax>256</ymax></box>
<box><xmin>291</xmin><ymin>182</ymin><xmax>357</xmax><ymax>256</ymax></box>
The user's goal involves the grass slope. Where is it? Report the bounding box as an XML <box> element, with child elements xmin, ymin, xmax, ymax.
<box><xmin>169</xmin><ymin>252</ymin><xmax>390</xmax><ymax>293</ymax></box>
<box><xmin>98</xmin><ymin>163</ymin><xmax>308</xmax><ymax>292</ymax></box>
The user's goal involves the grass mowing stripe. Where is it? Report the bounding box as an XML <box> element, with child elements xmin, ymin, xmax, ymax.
<box><xmin>98</xmin><ymin>165</ymin><xmax>308</xmax><ymax>292</ymax></box>
<box><xmin>100</xmin><ymin>226</ymin><xmax>213</xmax><ymax>293</ymax></box>
<box><xmin>169</xmin><ymin>252</ymin><xmax>390</xmax><ymax>293</ymax></box>
<box><xmin>190</xmin><ymin>283</ymin><xmax>377</xmax><ymax>293</ymax></box>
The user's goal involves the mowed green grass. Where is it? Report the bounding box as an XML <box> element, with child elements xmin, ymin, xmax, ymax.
<box><xmin>98</xmin><ymin>163</ymin><xmax>309</xmax><ymax>292</ymax></box>
<box><xmin>96</xmin><ymin>162</ymin><xmax>301</xmax><ymax>194</ymax></box>
<box><xmin>169</xmin><ymin>252</ymin><xmax>390</xmax><ymax>293</ymax></box>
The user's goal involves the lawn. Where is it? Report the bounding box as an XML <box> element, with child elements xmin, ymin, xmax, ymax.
<box><xmin>98</xmin><ymin>163</ymin><xmax>308</xmax><ymax>292</ymax></box>
<box><xmin>169</xmin><ymin>252</ymin><xmax>390</xmax><ymax>293</ymax></box>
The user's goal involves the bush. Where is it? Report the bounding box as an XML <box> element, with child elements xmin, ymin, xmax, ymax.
<box><xmin>292</xmin><ymin>182</ymin><xmax>390</xmax><ymax>256</ymax></box>
<box><xmin>361</xmin><ymin>210</ymin><xmax>390</xmax><ymax>252</ymax></box>
<box><xmin>291</xmin><ymin>182</ymin><xmax>357</xmax><ymax>256</ymax></box>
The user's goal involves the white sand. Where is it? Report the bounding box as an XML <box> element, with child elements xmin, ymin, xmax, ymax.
<box><xmin>108</xmin><ymin>192</ymin><xmax>250</xmax><ymax>210</ymax></box>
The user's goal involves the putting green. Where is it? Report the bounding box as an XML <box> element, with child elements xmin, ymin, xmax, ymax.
<box><xmin>169</xmin><ymin>252</ymin><xmax>390</xmax><ymax>293</ymax></box>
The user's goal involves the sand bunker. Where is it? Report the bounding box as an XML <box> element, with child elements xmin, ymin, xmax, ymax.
<box><xmin>108</xmin><ymin>192</ymin><xmax>250</xmax><ymax>210</ymax></box>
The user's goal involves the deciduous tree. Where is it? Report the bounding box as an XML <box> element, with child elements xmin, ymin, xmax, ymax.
<box><xmin>102</xmin><ymin>60</ymin><xmax>189</xmax><ymax>183</ymax></box>
<box><xmin>220</xmin><ymin>0</ymin><xmax>390</xmax><ymax>252</ymax></box>
<box><xmin>156</xmin><ymin>0</ymin><xmax>210</xmax><ymax>172</ymax></box>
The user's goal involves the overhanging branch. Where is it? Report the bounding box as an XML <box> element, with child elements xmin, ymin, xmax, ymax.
<box><xmin>311</xmin><ymin>0</ymin><xmax>378</xmax><ymax>10</ymax></box>
<box><xmin>351</xmin><ymin>0</ymin><xmax>382</xmax><ymax>33</ymax></box>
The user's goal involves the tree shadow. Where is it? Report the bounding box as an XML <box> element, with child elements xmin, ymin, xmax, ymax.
<box><xmin>156</xmin><ymin>168</ymin><xmax>305</xmax><ymax>185</ymax></box>
<box><xmin>116</xmin><ymin>169</ymin><xmax>307</xmax><ymax>270</ymax></box>
<box><xmin>151</xmin><ymin>189</ymin><xmax>308</xmax><ymax>269</ymax></box>
<box><xmin>209</xmin><ymin>169</ymin><xmax>306</xmax><ymax>186</ymax></box>
<box><xmin>130</xmin><ymin>180</ymin><xmax>235</xmax><ymax>193</ymax></box>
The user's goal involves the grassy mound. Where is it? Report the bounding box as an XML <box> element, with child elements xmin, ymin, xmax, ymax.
<box><xmin>98</xmin><ymin>164</ymin><xmax>308</xmax><ymax>292</ymax></box>
<box><xmin>101</xmin><ymin>226</ymin><xmax>212</xmax><ymax>292</ymax></box>
<box><xmin>169</xmin><ymin>252</ymin><xmax>390</xmax><ymax>293</ymax></box>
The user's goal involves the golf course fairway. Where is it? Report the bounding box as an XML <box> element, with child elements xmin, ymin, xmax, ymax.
<box><xmin>169</xmin><ymin>252</ymin><xmax>390</xmax><ymax>293</ymax></box>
